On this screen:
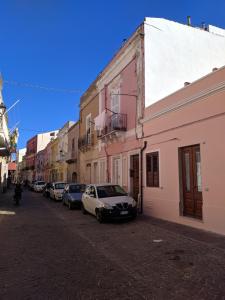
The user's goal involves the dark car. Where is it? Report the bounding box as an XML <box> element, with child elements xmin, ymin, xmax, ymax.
<box><xmin>62</xmin><ymin>183</ymin><xmax>86</xmax><ymax>209</ymax></box>
<box><xmin>42</xmin><ymin>182</ymin><xmax>52</xmax><ymax>197</ymax></box>
<box><xmin>29</xmin><ymin>180</ymin><xmax>37</xmax><ymax>191</ymax></box>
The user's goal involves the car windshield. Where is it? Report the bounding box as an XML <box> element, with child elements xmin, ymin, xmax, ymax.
<box><xmin>69</xmin><ymin>184</ymin><xmax>86</xmax><ymax>193</ymax></box>
<box><xmin>37</xmin><ymin>182</ymin><xmax>45</xmax><ymax>185</ymax></box>
<box><xmin>55</xmin><ymin>183</ymin><xmax>66</xmax><ymax>189</ymax></box>
<box><xmin>97</xmin><ymin>185</ymin><xmax>127</xmax><ymax>198</ymax></box>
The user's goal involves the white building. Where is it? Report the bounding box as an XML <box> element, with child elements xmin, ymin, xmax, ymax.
<box><xmin>144</xmin><ymin>18</ymin><xmax>225</xmax><ymax>107</ymax></box>
<box><xmin>0</xmin><ymin>76</ymin><xmax>10</xmax><ymax>192</ymax></box>
<box><xmin>56</xmin><ymin>121</ymin><xmax>75</xmax><ymax>181</ymax></box>
<box><xmin>15</xmin><ymin>148</ymin><xmax>26</xmax><ymax>182</ymax></box>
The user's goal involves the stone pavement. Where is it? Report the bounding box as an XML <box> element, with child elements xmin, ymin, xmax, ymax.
<box><xmin>0</xmin><ymin>189</ymin><xmax>225</xmax><ymax>300</ymax></box>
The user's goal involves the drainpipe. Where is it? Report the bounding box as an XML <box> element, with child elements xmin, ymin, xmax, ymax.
<box><xmin>104</xmin><ymin>84</ymin><xmax>110</xmax><ymax>183</ymax></box>
<box><xmin>140</xmin><ymin>141</ymin><xmax>147</xmax><ymax>214</ymax></box>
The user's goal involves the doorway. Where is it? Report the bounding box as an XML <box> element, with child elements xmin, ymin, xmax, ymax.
<box><xmin>72</xmin><ymin>172</ymin><xmax>77</xmax><ymax>183</ymax></box>
<box><xmin>130</xmin><ymin>154</ymin><xmax>139</xmax><ymax>201</ymax></box>
<box><xmin>180</xmin><ymin>145</ymin><xmax>202</xmax><ymax>219</ymax></box>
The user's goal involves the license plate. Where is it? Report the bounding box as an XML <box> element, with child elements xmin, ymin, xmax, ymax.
<box><xmin>120</xmin><ymin>211</ymin><xmax>128</xmax><ymax>215</ymax></box>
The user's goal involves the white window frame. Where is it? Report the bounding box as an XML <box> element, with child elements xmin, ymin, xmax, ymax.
<box><xmin>99</xmin><ymin>158</ymin><xmax>107</xmax><ymax>183</ymax></box>
<box><xmin>86</xmin><ymin>113</ymin><xmax>92</xmax><ymax>134</ymax></box>
<box><xmin>110</xmin><ymin>88</ymin><xmax>120</xmax><ymax>113</ymax></box>
<box><xmin>111</xmin><ymin>155</ymin><xmax>122</xmax><ymax>186</ymax></box>
<box><xmin>92</xmin><ymin>160</ymin><xmax>99</xmax><ymax>184</ymax></box>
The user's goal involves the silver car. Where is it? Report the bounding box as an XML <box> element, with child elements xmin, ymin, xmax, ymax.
<box><xmin>62</xmin><ymin>184</ymin><xmax>86</xmax><ymax>209</ymax></box>
<box><xmin>49</xmin><ymin>182</ymin><xmax>66</xmax><ymax>201</ymax></box>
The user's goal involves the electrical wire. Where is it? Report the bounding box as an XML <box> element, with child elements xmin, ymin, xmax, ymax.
<box><xmin>4</xmin><ymin>80</ymin><xmax>82</xmax><ymax>94</ymax></box>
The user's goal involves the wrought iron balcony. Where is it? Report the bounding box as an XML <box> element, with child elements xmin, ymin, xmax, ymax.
<box><xmin>78</xmin><ymin>133</ymin><xmax>93</xmax><ymax>150</ymax></box>
<box><xmin>97</xmin><ymin>113</ymin><xmax>127</xmax><ymax>138</ymax></box>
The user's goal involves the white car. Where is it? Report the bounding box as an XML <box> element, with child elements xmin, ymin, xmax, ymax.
<box><xmin>33</xmin><ymin>181</ymin><xmax>46</xmax><ymax>192</ymax></box>
<box><xmin>81</xmin><ymin>184</ymin><xmax>137</xmax><ymax>223</ymax></box>
<box><xmin>49</xmin><ymin>182</ymin><xmax>66</xmax><ymax>201</ymax></box>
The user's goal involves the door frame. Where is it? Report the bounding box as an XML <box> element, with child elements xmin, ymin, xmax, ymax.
<box><xmin>128</xmin><ymin>150</ymin><xmax>140</xmax><ymax>196</ymax></box>
<box><xmin>179</xmin><ymin>144</ymin><xmax>203</xmax><ymax>220</ymax></box>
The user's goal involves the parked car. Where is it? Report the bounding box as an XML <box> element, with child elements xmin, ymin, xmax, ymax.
<box><xmin>62</xmin><ymin>183</ymin><xmax>86</xmax><ymax>209</ymax></box>
<box><xmin>29</xmin><ymin>180</ymin><xmax>37</xmax><ymax>191</ymax></box>
<box><xmin>49</xmin><ymin>182</ymin><xmax>66</xmax><ymax>201</ymax></box>
<box><xmin>33</xmin><ymin>181</ymin><xmax>46</xmax><ymax>192</ymax></box>
<box><xmin>81</xmin><ymin>184</ymin><xmax>137</xmax><ymax>223</ymax></box>
<box><xmin>42</xmin><ymin>182</ymin><xmax>52</xmax><ymax>197</ymax></box>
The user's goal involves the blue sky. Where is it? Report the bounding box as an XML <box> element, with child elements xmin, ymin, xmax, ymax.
<box><xmin>1</xmin><ymin>0</ymin><xmax>225</xmax><ymax>149</ymax></box>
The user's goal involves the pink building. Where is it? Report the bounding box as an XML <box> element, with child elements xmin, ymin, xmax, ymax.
<box><xmin>94</xmin><ymin>25</ymin><xmax>143</xmax><ymax>202</ymax></box>
<box><xmin>36</xmin><ymin>149</ymin><xmax>45</xmax><ymax>180</ymax></box>
<box><xmin>79</xmin><ymin>18</ymin><xmax>225</xmax><ymax>232</ymax></box>
<box><xmin>142</xmin><ymin>66</ymin><xmax>225</xmax><ymax>235</ymax></box>
<box><xmin>92</xmin><ymin>17</ymin><xmax>225</xmax><ymax>208</ymax></box>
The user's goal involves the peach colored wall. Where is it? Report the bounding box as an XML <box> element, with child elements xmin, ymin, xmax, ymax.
<box><xmin>100</xmin><ymin>59</ymin><xmax>137</xmax><ymax>131</ymax></box>
<box><xmin>143</xmin><ymin>67</ymin><xmax>225</xmax><ymax>235</ymax></box>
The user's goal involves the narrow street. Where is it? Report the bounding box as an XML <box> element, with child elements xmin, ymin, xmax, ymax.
<box><xmin>1</xmin><ymin>190</ymin><xmax>225</xmax><ymax>300</ymax></box>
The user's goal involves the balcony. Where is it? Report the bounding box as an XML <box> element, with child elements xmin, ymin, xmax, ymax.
<box><xmin>97</xmin><ymin>113</ymin><xmax>127</xmax><ymax>138</ymax></box>
<box><xmin>78</xmin><ymin>133</ymin><xmax>93</xmax><ymax>151</ymax></box>
<box><xmin>66</xmin><ymin>150</ymin><xmax>78</xmax><ymax>164</ymax></box>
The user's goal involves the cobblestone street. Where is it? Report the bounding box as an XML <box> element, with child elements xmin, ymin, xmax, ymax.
<box><xmin>0</xmin><ymin>189</ymin><xmax>225</xmax><ymax>300</ymax></box>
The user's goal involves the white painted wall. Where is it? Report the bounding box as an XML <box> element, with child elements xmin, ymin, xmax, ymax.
<box><xmin>144</xmin><ymin>18</ymin><xmax>225</xmax><ymax>107</ymax></box>
<box><xmin>17</xmin><ymin>148</ymin><xmax>26</xmax><ymax>163</ymax></box>
<box><xmin>0</xmin><ymin>84</ymin><xmax>10</xmax><ymax>145</ymax></box>
<box><xmin>37</xmin><ymin>130</ymin><xmax>58</xmax><ymax>152</ymax></box>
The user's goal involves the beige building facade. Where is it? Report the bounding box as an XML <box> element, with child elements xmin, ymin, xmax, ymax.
<box><xmin>66</xmin><ymin>121</ymin><xmax>79</xmax><ymax>183</ymax></box>
<box><xmin>79</xmin><ymin>82</ymin><xmax>99</xmax><ymax>184</ymax></box>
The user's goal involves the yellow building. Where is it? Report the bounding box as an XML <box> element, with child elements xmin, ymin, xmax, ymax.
<box><xmin>79</xmin><ymin>81</ymin><xmax>99</xmax><ymax>184</ymax></box>
<box><xmin>50</xmin><ymin>137</ymin><xmax>59</xmax><ymax>182</ymax></box>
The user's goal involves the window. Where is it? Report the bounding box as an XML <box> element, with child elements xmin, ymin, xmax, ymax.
<box><xmin>112</xmin><ymin>156</ymin><xmax>121</xmax><ymax>185</ymax></box>
<box><xmin>146</xmin><ymin>152</ymin><xmax>159</xmax><ymax>187</ymax></box>
<box><xmin>122</xmin><ymin>157</ymin><xmax>127</xmax><ymax>187</ymax></box>
<box><xmin>86</xmin><ymin>114</ymin><xmax>91</xmax><ymax>144</ymax></box>
<box><xmin>99</xmin><ymin>160</ymin><xmax>106</xmax><ymax>183</ymax></box>
<box><xmin>72</xmin><ymin>138</ymin><xmax>75</xmax><ymax>151</ymax></box>
<box><xmin>111</xmin><ymin>91</ymin><xmax>120</xmax><ymax>113</ymax></box>
<box><xmin>97</xmin><ymin>185</ymin><xmax>127</xmax><ymax>198</ymax></box>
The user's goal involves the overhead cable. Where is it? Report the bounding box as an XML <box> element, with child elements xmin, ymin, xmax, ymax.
<box><xmin>4</xmin><ymin>80</ymin><xmax>82</xmax><ymax>94</ymax></box>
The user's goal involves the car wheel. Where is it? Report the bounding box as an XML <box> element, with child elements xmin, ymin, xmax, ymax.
<box><xmin>96</xmin><ymin>209</ymin><xmax>103</xmax><ymax>224</ymax></box>
<box><xmin>81</xmin><ymin>203</ymin><xmax>87</xmax><ymax>214</ymax></box>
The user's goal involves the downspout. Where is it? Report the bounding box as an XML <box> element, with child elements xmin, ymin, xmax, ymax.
<box><xmin>104</xmin><ymin>84</ymin><xmax>110</xmax><ymax>183</ymax></box>
<box><xmin>140</xmin><ymin>141</ymin><xmax>147</xmax><ymax>214</ymax></box>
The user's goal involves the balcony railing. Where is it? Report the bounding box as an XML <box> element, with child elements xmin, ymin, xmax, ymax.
<box><xmin>66</xmin><ymin>150</ymin><xmax>78</xmax><ymax>164</ymax></box>
<box><xmin>78</xmin><ymin>133</ymin><xmax>93</xmax><ymax>150</ymax></box>
<box><xmin>97</xmin><ymin>113</ymin><xmax>127</xmax><ymax>138</ymax></box>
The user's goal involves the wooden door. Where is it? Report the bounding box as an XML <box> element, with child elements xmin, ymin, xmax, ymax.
<box><xmin>131</xmin><ymin>155</ymin><xmax>139</xmax><ymax>201</ymax></box>
<box><xmin>181</xmin><ymin>145</ymin><xmax>202</xmax><ymax>219</ymax></box>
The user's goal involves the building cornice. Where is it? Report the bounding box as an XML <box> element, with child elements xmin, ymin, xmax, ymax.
<box><xmin>141</xmin><ymin>80</ymin><xmax>225</xmax><ymax>124</ymax></box>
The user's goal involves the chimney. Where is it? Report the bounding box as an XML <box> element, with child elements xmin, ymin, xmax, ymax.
<box><xmin>187</xmin><ymin>16</ymin><xmax>191</xmax><ymax>26</ymax></box>
<box><xmin>184</xmin><ymin>82</ymin><xmax>190</xmax><ymax>86</ymax></box>
<box><xmin>212</xmin><ymin>68</ymin><xmax>218</xmax><ymax>72</ymax></box>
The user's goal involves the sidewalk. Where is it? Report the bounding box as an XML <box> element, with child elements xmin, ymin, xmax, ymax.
<box><xmin>142</xmin><ymin>215</ymin><xmax>225</xmax><ymax>251</ymax></box>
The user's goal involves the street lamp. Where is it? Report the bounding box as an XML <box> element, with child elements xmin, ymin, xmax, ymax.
<box><xmin>0</xmin><ymin>103</ymin><xmax>6</xmax><ymax>114</ymax></box>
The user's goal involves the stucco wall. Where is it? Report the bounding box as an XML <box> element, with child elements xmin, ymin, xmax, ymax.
<box><xmin>37</xmin><ymin>130</ymin><xmax>58</xmax><ymax>152</ymax></box>
<box><xmin>79</xmin><ymin>87</ymin><xmax>99</xmax><ymax>184</ymax></box>
<box><xmin>143</xmin><ymin>67</ymin><xmax>225</xmax><ymax>235</ymax></box>
<box><xmin>144</xmin><ymin>18</ymin><xmax>225</xmax><ymax>107</ymax></box>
